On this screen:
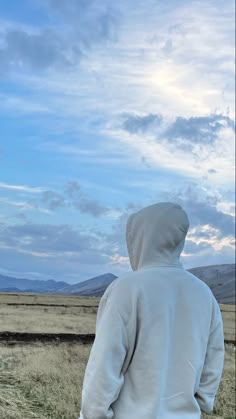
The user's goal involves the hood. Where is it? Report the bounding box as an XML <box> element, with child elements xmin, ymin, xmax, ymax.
<box><xmin>126</xmin><ymin>202</ymin><xmax>189</xmax><ymax>271</ymax></box>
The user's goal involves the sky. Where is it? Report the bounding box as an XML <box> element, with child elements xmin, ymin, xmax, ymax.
<box><xmin>0</xmin><ymin>0</ymin><xmax>235</xmax><ymax>284</ymax></box>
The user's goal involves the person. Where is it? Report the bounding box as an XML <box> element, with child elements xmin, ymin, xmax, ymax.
<box><xmin>79</xmin><ymin>202</ymin><xmax>224</xmax><ymax>419</ymax></box>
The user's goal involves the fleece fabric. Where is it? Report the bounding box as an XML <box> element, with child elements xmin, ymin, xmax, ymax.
<box><xmin>79</xmin><ymin>202</ymin><xmax>225</xmax><ymax>419</ymax></box>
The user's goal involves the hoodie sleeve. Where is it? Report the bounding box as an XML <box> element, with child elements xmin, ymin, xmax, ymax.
<box><xmin>195</xmin><ymin>298</ymin><xmax>225</xmax><ymax>414</ymax></box>
<box><xmin>78</xmin><ymin>291</ymin><xmax>128</xmax><ymax>419</ymax></box>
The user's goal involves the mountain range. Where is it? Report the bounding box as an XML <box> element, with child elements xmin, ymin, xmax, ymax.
<box><xmin>0</xmin><ymin>264</ymin><xmax>235</xmax><ymax>303</ymax></box>
<box><xmin>0</xmin><ymin>273</ymin><xmax>117</xmax><ymax>296</ymax></box>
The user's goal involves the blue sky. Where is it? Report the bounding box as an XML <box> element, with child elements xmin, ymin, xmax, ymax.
<box><xmin>0</xmin><ymin>0</ymin><xmax>235</xmax><ymax>283</ymax></box>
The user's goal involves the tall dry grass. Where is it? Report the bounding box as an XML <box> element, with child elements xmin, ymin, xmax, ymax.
<box><xmin>0</xmin><ymin>343</ymin><xmax>91</xmax><ymax>419</ymax></box>
<box><xmin>0</xmin><ymin>343</ymin><xmax>235</xmax><ymax>419</ymax></box>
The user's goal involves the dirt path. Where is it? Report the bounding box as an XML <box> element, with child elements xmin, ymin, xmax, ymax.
<box><xmin>1</xmin><ymin>302</ymin><xmax>98</xmax><ymax>308</ymax></box>
<box><xmin>0</xmin><ymin>331</ymin><xmax>235</xmax><ymax>346</ymax></box>
<box><xmin>0</xmin><ymin>331</ymin><xmax>95</xmax><ymax>345</ymax></box>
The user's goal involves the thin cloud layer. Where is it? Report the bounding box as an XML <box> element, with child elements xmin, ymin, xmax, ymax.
<box><xmin>0</xmin><ymin>0</ymin><xmax>120</xmax><ymax>73</ymax></box>
<box><xmin>0</xmin><ymin>0</ymin><xmax>235</xmax><ymax>281</ymax></box>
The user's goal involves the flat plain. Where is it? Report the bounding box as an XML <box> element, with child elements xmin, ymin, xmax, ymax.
<box><xmin>0</xmin><ymin>293</ymin><xmax>234</xmax><ymax>341</ymax></box>
<box><xmin>0</xmin><ymin>293</ymin><xmax>99</xmax><ymax>335</ymax></box>
<box><xmin>0</xmin><ymin>292</ymin><xmax>235</xmax><ymax>419</ymax></box>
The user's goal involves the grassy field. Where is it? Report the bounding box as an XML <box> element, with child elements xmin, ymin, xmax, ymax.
<box><xmin>0</xmin><ymin>342</ymin><xmax>234</xmax><ymax>419</ymax></box>
<box><xmin>0</xmin><ymin>293</ymin><xmax>100</xmax><ymax>306</ymax></box>
<box><xmin>0</xmin><ymin>293</ymin><xmax>235</xmax><ymax>418</ymax></box>
<box><xmin>0</xmin><ymin>304</ymin><xmax>97</xmax><ymax>334</ymax></box>
<box><xmin>0</xmin><ymin>293</ymin><xmax>234</xmax><ymax>341</ymax></box>
<box><xmin>0</xmin><ymin>293</ymin><xmax>98</xmax><ymax>335</ymax></box>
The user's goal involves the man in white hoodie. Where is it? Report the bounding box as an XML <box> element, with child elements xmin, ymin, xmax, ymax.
<box><xmin>79</xmin><ymin>202</ymin><xmax>224</xmax><ymax>419</ymax></box>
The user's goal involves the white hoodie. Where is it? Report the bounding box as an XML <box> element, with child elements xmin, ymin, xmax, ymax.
<box><xmin>79</xmin><ymin>202</ymin><xmax>224</xmax><ymax>419</ymax></box>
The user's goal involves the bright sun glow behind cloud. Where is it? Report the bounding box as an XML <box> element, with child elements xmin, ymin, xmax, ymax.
<box><xmin>0</xmin><ymin>0</ymin><xmax>234</xmax><ymax>282</ymax></box>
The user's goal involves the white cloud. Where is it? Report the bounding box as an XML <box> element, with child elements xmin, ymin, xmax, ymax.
<box><xmin>0</xmin><ymin>0</ymin><xmax>234</xmax><ymax>278</ymax></box>
<box><xmin>0</xmin><ymin>197</ymin><xmax>51</xmax><ymax>214</ymax></box>
<box><xmin>0</xmin><ymin>182</ymin><xmax>45</xmax><ymax>193</ymax></box>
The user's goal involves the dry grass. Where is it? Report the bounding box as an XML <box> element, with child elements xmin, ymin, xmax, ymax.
<box><xmin>0</xmin><ymin>294</ymin><xmax>234</xmax><ymax>342</ymax></box>
<box><xmin>0</xmin><ymin>305</ymin><xmax>97</xmax><ymax>334</ymax></box>
<box><xmin>0</xmin><ymin>294</ymin><xmax>234</xmax><ymax>418</ymax></box>
<box><xmin>220</xmin><ymin>306</ymin><xmax>236</xmax><ymax>342</ymax></box>
<box><xmin>0</xmin><ymin>343</ymin><xmax>234</xmax><ymax>419</ymax></box>
<box><xmin>202</xmin><ymin>344</ymin><xmax>235</xmax><ymax>419</ymax></box>
<box><xmin>0</xmin><ymin>293</ymin><xmax>98</xmax><ymax>335</ymax></box>
<box><xmin>0</xmin><ymin>343</ymin><xmax>91</xmax><ymax>419</ymax></box>
<box><xmin>0</xmin><ymin>293</ymin><xmax>99</xmax><ymax>307</ymax></box>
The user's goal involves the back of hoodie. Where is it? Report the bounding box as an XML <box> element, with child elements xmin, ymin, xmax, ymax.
<box><xmin>79</xmin><ymin>203</ymin><xmax>224</xmax><ymax>419</ymax></box>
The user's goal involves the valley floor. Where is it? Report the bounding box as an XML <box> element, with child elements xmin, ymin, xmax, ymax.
<box><xmin>0</xmin><ymin>293</ymin><xmax>234</xmax><ymax>342</ymax></box>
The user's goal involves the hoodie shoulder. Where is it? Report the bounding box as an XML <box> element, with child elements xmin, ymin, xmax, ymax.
<box><xmin>100</xmin><ymin>271</ymin><xmax>139</xmax><ymax>320</ymax></box>
<box><xmin>101</xmin><ymin>272</ymin><xmax>134</xmax><ymax>298</ymax></box>
<box><xmin>184</xmin><ymin>269</ymin><xmax>218</xmax><ymax>301</ymax></box>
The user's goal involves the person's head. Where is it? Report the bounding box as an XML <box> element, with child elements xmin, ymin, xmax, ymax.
<box><xmin>126</xmin><ymin>202</ymin><xmax>189</xmax><ymax>271</ymax></box>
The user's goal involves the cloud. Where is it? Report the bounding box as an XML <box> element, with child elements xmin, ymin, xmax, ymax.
<box><xmin>208</xmin><ymin>168</ymin><xmax>217</xmax><ymax>174</ymax></box>
<box><xmin>162</xmin><ymin>183</ymin><xmax>235</xmax><ymax>238</ymax></box>
<box><xmin>0</xmin><ymin>28</ymin><xmax>74</xmax><ymax>73</ymax></box>
<box><xmin>0</xmin><ymin>223</ymin><xmax>93</xmax><ymax>253</ymax></box>
<box><xmin>0</xmin><ymin>221</ymin><xmax>114</xmax><ymax>282</ymax></box>
<box><xmin>102</xmin><ymin>202</ymin><xmax>143</xmax><ymax>266</ymax></box>
<box><xmin>121</xmin><ymin>112</ymin><xmax>235</xmax><ymax>147</ymax></box>
<box><xmin>73</xmin><ymin>197</ymin><xmax>109</xmax><ymax>217</ymax></box>
<box><xmin>41</xmin><ymin>190</ymin><xmax>65</xmax><ymax>210</ymax></box>
<box><xmin>122</xmin><ymin>113</ymin><xmax>163</xmax><ymax>134</ymax></box>
<box><xmin>117</xmin><ymin>112</ymin><xmax>235</xmax><ymax>178</ymax></box>
<box><xmin>0</xmin><ymin>181</ymin><xmax>110</xmax><ymax>218</ymax></box>
<box><xmin>158</xmin><ymin>183</ymin><xmax>235</xmax><ymax>269</ymax></box>
<box><xmin>101</xmin><ymin>186</ymin><xmax>235</xmax><ymax>271</ymax></box>
<box><xmin>0</xmin><ymin>1</ymin><xmax>120</xmax><ymax>73</ymax></box>
<box><xmin>0</xmin><ymin>182</ymin><xmax>45</xmax><ymax>193</ymax></box>
<box><xmin>0</xmin><ymin>188</ymin><xmax>234</xmax><ymax>280</ymax></box>
<box><xmin>45</xmin><ymin>0</ymin><xmax>119</xmax><ymax>42</ymax></box>
<box><xmin>64</xmin><ymin>181</ymin><xmax>81</xmax><ymax>199</ymax></box>
<box><xmin>0</xmin><ymin>0</ymin><xmax>234</xmax><ymax>280</ymax></box>
<box><xmin>0</xmin><ymin>197</ymin><xmax>51</xmax><ymax>215</ymax></box>
<box><xmin>41</xmin><ymin>181</ymin><xmax>109</xmax><ymax>217</ymax></box>
<box><xmin>164</xmin><ymin>114</ymin><xmax>235</xmax><ymax>145</ymax></box>
<box><xmin>0</xmin><ymin>94</ymin><xmax>51</xmax><ymax>114</ymax></box>
<box><xmin>3</xmin><ymin>28</ymin><xmax>73</xmax><ymax>71</ymax></box>
<box><xmin>182</xmin><ymin>237</ymin><xmax>234</xmax><ymax>269</ymax></box>
<box><xmin>14</xmin><ymin>213</ymin><xmax>27</xmax><ymax>221</ymax></box>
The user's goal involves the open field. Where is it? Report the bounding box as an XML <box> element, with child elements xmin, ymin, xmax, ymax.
<box><xmin>0</xmin><ymin>293</ymin><xmax>235</xmax><ymax>342</ymax></box>
<box><xmin>0</xmin><ymin>342</ymin><xmax>234</xmax><ymax>419</ymax></box>
<box><xmin>0</xmin><ymin>293</ymin><xmax>100</xmax><ymax>307</ymax></box>
<box><xmin>0</xmin><ymin>293</ymin><xmax>235</xmax><ymax>418</ymax></box>
<box><xmin>0</xmin><ymin>304</ymin><xmax>97</xmax><ymax>334</ymax></box>
<box><xmin>0</xmin><ymin>293</ymin><xmax>98</xmax><ymax>335</ymax></box>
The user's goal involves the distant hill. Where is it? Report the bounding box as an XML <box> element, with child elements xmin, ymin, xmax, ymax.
<box><xmin>60</xmin><ymin>273</ymin><xmax>117</xmax><ymax>296</ymax></box>
<box><xmin>0</xmin><ymin>273</ymin><xmax>117</xmax><ymax>297</ymax></box>
<box><xmin>0</xmin><ymin>264</ymin><xmax>235</xmax><ymax>302</ymax></box>
<box><xmin>188</xmin><ymin>264</ymin><xmax>235</xmax><ymax>304</ymax></box>
<box><xmin>0</xmin><ymin>274</ymin><xmax>68</xmax><ymax>293</ymax></box>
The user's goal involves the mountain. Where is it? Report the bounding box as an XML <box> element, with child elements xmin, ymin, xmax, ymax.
<box><xmin>188</xmin><ymin>264</ymin><xmax>235</xmax><ymax>304</ymax></box>
<box><xmin>0</xmin><ymin>264</ymin><xmax>235</xmax><ymax>302</ymax></box>
<box><xmin>0</xmin><ymin>272</ymin><xmax>117</xmax><ymax>296</ymax></box>
<box><xmin>0</xmin><ymin>274</ymin><xmax>68</xmax><ymax>293</ymax></box>
<box><xmin>60</xmin><ymin>273</ymin><xmax>117</xmax><ymax>296</ymax></box>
